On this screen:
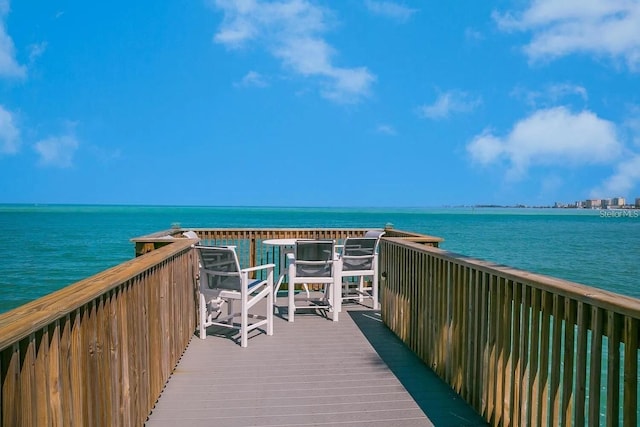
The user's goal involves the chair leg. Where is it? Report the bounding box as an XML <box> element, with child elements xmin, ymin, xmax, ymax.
<box><xmin>332</xmin><ymin>278</ymin><xmax>340</xmax><ymax>322</ymax></box>
<box><xmin>267</xmin><ymin>281</ymin><xmax>274</xmax><ymax>336</ymax></box>
<box><xmin>199</xmin><ymin>293</ymin><xmax>207</xmax><ymax>340</ymax></box>
<box><xmin>227</xmin><ymin>300</ymin><xmax>234</xmax><ymax>325</ymax></box>
<box><xmin>288</xmin><ymin>283</ymin><xmax>295</xmax><ymax>323</ymax></box>
<box><xmin>274</xmin><ymin>274</ymin><xmax>284</xmax><ymax>296</ymax></box>
<box><xmin>240</xmin><ymin>301</ymin><xmax>248</xmax><ymax>348</ymax></box>
<box><xmin>373</xmin><ymin>273</ymin><xmax>379</xmax><ymax>310</ymax></box>
<box><xmin>358</xmin><ymin>276</ymin><xmax>365</xmax><ymax>303</ymax></box>
<box><xmin>288</xmin><ymin>264</ymin><xmax>295</xmax><ymax>322</ymax></box>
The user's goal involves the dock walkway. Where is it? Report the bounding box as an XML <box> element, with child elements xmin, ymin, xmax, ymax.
<box><xmin>146</xmin><ymin>300</ymin><xmax>488</xmax><ymax>427</ymax></box>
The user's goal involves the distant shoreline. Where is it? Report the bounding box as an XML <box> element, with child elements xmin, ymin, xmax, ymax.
<box><xmin>0</xmin><ymin>203</ymin><xmax>638</xmax><ymax>211</ymax></box>
<box><xmin>470</xmin><ymin>204</ymin><xmax>640</xmax><ymax>210</ymax></box>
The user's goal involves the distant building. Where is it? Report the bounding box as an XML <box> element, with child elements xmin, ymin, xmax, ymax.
<box><xmin>611</xmin><ymin>197</ymin><xmax>625</xmax><ymax>207</ymax></box>
<box><xmin>585</xmin><ymin>199</ymin><xmax>601</xmax><ymax>208</ymax></box>
<box><xmin>555</xmin><ymin>197</ymin><xmax>638</xmax><ymax>209</ymax></box>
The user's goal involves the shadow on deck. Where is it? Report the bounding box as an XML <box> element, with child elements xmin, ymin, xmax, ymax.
<box><xmin>145</xmin><ymin>298</ymin><xmax>488</xmax><ymax>427</ymax></box>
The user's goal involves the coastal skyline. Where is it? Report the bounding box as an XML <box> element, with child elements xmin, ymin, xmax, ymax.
<box><xmin>1</xmin><ymin>1</ymin><xmax>640</xmax><ymax>207</ymax></box>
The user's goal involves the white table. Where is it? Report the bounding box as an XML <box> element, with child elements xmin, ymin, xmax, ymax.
<box><xmin>262</xmin><ymin>239</ymin><xmax>298</xmax><ymax>296</ymax></box>
<box><xmin>262</xmin><ymin>238</ymin><xmax>341</xmax><ymax>322</ymax></box>
<box><xmin>263</xmin><ymin>238</ymin><xmax>298</xmax><ymax>247</ymax></box>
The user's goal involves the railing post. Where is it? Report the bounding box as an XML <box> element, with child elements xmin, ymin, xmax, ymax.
<box><xmin>250</xmin><ymin>237</ymin><xmax>256</xmax><ymax>278</ymax></box>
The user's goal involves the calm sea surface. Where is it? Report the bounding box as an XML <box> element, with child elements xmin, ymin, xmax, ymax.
<box><xmin>1</xmin><ymin>204</ymin><xmax>639</xmax><ymax>313</ymax></box>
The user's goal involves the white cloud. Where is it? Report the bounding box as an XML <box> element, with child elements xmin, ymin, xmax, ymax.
<box><xmin>364</xmin><ymin>0</ymin><xmax>418</xmax><ymax>22</ymax></box>
<box><xmin>34</xmin><ymin>134</ymin><xmax>79</xmax><ymax>168</ymax></box>
<box><xmin>589</xmin><ymin>107</ymin><xmax>640</xmax><ymax>197</ymax></box>
<box><xmin>211</xmin><ymin>0</ymin><xmax>375</xmax><ymax>103</ymax></box>
<box><xmin>468</xmin><ymin>132</ymin><xmax>504</xmax><ymax>165</ymax></box>
<box><xmin>512</xmin><ymin>83</ymin><xmax>588</xmax><ymax>107</ymax></box>
<box><xmin>235</xmin><ymin>70</ymin><xmax>268</xmax><ymax>88</ymax></box>
<box><xmin>28</xmin><ymin>42</ymin><xmax>47</xmax><ymax>63</ymax></box>
<box><xmin>591</xmin><ymin>154</ymin><xmax>640</xmax><ymax>197</ymax></box>
<box><xmin>0</xmin><ymin>104</ymin><xmax>19</xmax><ymax>154</ymax></box>
<box><xmin>375</xmin><ymin>124</ymin><xmax>396</xmax><ymax>135</ymax></box>
<box><xmin>494</xmin><ymin>0</ymin><xmax>640</xmax><ymax>71</ymax></box>
<box><xmin>0</xmin><ymin>1</ymin><xmax>26</xmax><ymax>78</ymax></box>
<box><xmin>467</xmin><ymin>106</ymin><xmax>621</xmax><ymax>179</ymax></box>
<box><xmin>419</xmin><ymin>90</ymin><xmax>482</xmax><ymax>120</ymax></box>
<box><xmin>546</xmin><ymin>83</ymin><xmax>588</xmax><ymax>102</ymax></box>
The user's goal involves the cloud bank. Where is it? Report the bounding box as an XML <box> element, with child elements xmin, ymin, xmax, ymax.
<box><xmin>0</xmin><ymin>105</ymin><xmax>19</xmax><ymax>154</ymax></box>
<box><xmin>467</xmin><ymin>106</ymin><xmax>621</xmax><ymax>179</ymax></box>
<box><xmin>212</xmin><ymin>0</ymin><xmax>375</xmax><ymax>103</ymax></box>
<box><xmin>0</xmin><ymin>0</ymin><xmax>26</xmax><ymax>78</ymax></box>
<box><xmin>494</xmin><ymin>0</ymin><xmax>640</xmax><ymax>71</ymax></box>
<box><xmin>591</xmin><ymin>154</ymin><xmax>640</xmax><ymax>198</ymax></box>
<box><xmin>34</xmin><ymin>133</ymin><xmax>79</xmax><ymax>168</ymax></box>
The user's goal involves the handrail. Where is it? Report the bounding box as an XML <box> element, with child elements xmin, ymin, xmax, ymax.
<box><xmin>0</xmin><ymin>239</ymin><xmax>198</xmax><ymax>426</ymax></box>
<box><xmin>379</xmin><ymin>237</ymin><xmax>640</xmax><ymax>427</ymax></box>
<box><xmin>130</xmin><ymin>226</ymin><xmax>443</xmax><ymax>257</ymax></box>
<box><xmin>379</xmin><ymin>227</ymin><xmax>444</xmax><ymax>245</ymax></box>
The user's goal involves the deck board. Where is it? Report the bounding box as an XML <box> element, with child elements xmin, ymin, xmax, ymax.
<box><xmin>145</xmin><ymin>298</ymin><xmax>488</xmax><ymax>427</ymax></box>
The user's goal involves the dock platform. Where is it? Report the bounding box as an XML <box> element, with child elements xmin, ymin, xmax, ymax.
<box><xmin>146</xmin><ymin>299</ymin><xmax>487</xmax><ymax>427</ymax></box>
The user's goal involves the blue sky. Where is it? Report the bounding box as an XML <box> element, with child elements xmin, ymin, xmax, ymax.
<box><xmin>1</xmin><ymin>0</ymin><xmax>640</xmax><ymax>207</ymax></box>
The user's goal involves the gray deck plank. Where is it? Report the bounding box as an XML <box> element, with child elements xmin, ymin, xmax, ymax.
<box><xmin>146</xmin><ymin>298</ymin><xmax>488</xmax><ymax>427</ymax></box>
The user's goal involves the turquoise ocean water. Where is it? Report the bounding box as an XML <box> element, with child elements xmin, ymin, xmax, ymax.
<box><xmin>1</xmin><ymin>204</ymin><xmax>639</xmax><ymax>314</ymax></box>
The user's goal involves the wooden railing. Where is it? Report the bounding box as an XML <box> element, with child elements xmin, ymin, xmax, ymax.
<box><xmin>9</xmin><ymin>227</ymin><xmax>636</xmax><ymax>426</ymax></box>
<box><xmin>1</xmin><ymin>226</ymin><xmax>441</xmax><ymax>426</ymax></box>
<box><xmin>132</xmin><ymin>227</ymin><xmax>443</xmax><ymax>281</ymax></box>
<box><xmin>131</xmin><ymin>226</ymin><xmax>443</xmax><ymax>257</ymax></box>
<box><xmin>380</xmin><ymin>237</ymin><xmax>640</xmax><ymax>427</ymax></box>
<box><xmin>0</xmin><ymin>239</ymin><xmax>198</xmax><ymax>426</ymax></box>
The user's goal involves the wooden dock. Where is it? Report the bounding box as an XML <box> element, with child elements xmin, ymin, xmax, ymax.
<box><xmin>145</xmin><ymin>299</ymin><xmax>487</xmax><ymax>427</ymax></box>
<box><xmin>3</xmin><ymin>228</ymin><xmax>638</xmax><ymax>426</ymax></box>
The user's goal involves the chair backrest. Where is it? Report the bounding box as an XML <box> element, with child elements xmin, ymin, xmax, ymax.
<box><xmin>196</xmin><ymin>245</ymin><xmax>242</xmax><ymax>291</ymax></box>
<box><xmin>364</xmin><ymin>230</ymin><xmax>385</xmax><ymax>239</ymax></box>
<box><xmin>182</xmin><ymin>230</ymin><xmax>199</xmax><ymax>239</ymax></box>
<box><xmin>294</xmin><ymin>240</ymin><xmax>335</xmax><ymax>278</ymax></box>
<box><xmin>341</xmin><ymin>237</ymin><xmax>377</xmax><ymax>272</ymax></box>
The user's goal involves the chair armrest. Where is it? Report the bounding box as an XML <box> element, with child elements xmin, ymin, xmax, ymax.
<box><xmin>242</xmin><ymin>263</ymin><xmax>276</xmax><ymax>273</ymax></box>
<box><xmin>342</xmin><ymin>255</ymin><xmax>373</xmax><ymax>260</ymax></box>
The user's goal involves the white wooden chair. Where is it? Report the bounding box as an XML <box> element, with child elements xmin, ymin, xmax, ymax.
<box><xmin>337</xmin><ymin>233</ymin><xmax>382</xmax><ymax>310</ymax></box>
<box><xmin>364</xmin><ymin>229</ymin><xmax>385</xmax><ymax>239</ymax></box>
<box><xmin>286</xmin><ymin>239</ymin><xmax>339</xmax><ymax>322</ymax></box>
<box><xmin>196</xmin><ymin>245</ymin><xmax>274</xmax><ymax>348</ymax></box>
